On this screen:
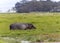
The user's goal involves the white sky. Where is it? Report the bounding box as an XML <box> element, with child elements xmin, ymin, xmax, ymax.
<box><xmin>0</xmin><ymin>0</ymin><xmax>20</xmax><ymax>12</ymax></box>
<box><xmin>0</xmin><ymin>0</ymin><xmax>60</xmax><ymax>12</ymax></box>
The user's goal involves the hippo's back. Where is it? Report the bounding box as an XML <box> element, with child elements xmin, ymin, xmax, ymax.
<box><xmin>11</xmin><ymin>23</ymin><xmax>28</xmax><ymax>30</ymax></box>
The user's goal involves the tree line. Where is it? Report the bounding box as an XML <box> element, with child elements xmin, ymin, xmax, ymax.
<box><xmin>14</xmin><ymin>0</ymin><xmax>60</xmax><ymax>13</ymax></box>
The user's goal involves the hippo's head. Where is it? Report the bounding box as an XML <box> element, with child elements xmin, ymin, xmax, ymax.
<box><xmin>27</xmin><ymin>24</ymin><xmax>36</xmax><ymax>29</ymax></box>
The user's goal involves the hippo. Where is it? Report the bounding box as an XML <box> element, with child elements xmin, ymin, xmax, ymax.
<box><xmin>10</xmin><ymin>23</ymin><xmax>36</xmax><ymax>30</ymax></box>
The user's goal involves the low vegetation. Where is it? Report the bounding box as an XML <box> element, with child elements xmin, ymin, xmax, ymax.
<box><xmin>0</xmin><ymin>12</ymin><xmax>60</xmax><ymax>43</ymax></box>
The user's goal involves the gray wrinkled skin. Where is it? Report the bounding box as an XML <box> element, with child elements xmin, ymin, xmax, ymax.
<box><xmin>10</xmin><ymin>23</ymin><xmax>36</xmax><ymax>30</ymax></box>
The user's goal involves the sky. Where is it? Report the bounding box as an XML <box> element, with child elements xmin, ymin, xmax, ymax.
<box><xmin>0</xmin><ymin>0</ymin><xmax>60</xmax><ymax>12</ymax></box>
<box><xmin>0</xmin><ymin>0</ymin><xmax>20</xmax><ymax>12</ymax></box>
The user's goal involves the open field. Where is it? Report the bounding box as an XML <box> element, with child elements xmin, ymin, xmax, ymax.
<box><xmin>0</xmin><ymin>12</ymin><xmax>60</xmax><ymax>43</ymax></box>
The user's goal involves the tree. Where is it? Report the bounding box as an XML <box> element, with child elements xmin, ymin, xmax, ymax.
<box><xmin>32</xmin><ymin>0</ymin><xmax>37</xmax><ymax>2</ymax></box>
<box><xmin>12</xmin><ymin>7</ymin><xmax>16</xmax><ymax>11</ymax></box>
<box><xmin>21</xmin><ymin>0</ymin><xmax>28</xmax><ymax>3</ymax></box>
<box><xmin>15</xmin><ymin>2</ymin><xmax>21</xmax><ymax>12</ymax></box>
<box><xmin>7</xmin><ymin>9</ymin><xmax>10</xmax><ymax>12</ymax></box>
<box><xmin>15</xmin><ymin>0</ymin><xmax>58</xmax><ymax>13</ymax></box>
<box><xmin>47</xmin><ymin>0</ymin><xmax>51</xmax><ymax>1</ymax></box>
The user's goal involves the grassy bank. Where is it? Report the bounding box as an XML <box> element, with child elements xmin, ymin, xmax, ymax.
<box><xmin>0</xmin><ymin>12</ymin><xmax>60</xmax><ymax>42</ymax></box>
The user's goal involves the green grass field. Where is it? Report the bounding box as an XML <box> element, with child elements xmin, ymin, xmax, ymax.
<box><xmin>0</xmin><ymin>12</ymin><xmax>60</xmax><ymax>43</ymax></box>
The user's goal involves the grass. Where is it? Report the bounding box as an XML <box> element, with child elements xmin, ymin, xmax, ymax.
<box><xmin>0</xmin><ymin>12</ymin><xmax>60</xmax><ymax>42</ymax></box>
